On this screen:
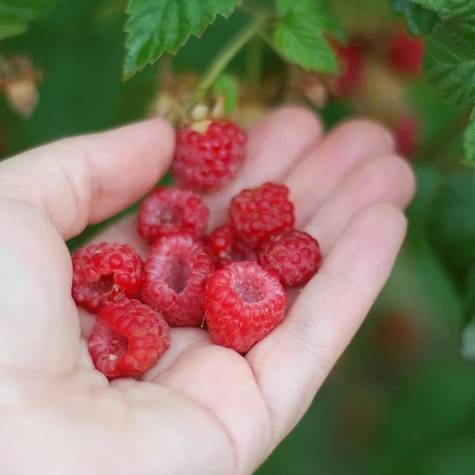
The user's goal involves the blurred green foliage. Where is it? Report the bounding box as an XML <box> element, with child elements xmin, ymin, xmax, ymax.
<box><xmin>1</xmin><ymin>1</ymin><xmax>475</xmax><ymax>474</ymax></box>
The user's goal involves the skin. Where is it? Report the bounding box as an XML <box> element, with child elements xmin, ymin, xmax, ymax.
<box><xmin>0</xmin><ymin>107</ymin><xmax>415</xmax><ymax>475</ymax></box>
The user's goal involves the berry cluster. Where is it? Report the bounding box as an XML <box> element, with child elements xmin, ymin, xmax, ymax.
<box><xmin>71</xmin><ymin>120</ymin><xmax>322</xmax><ymax>379</ymax></box>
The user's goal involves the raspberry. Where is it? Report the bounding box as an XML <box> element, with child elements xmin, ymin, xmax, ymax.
<box><xmin>204</xmin><ymin>261</ymin><xmax>288</xmax><ymax>353</ymax></box>
<box><xmin>393</xmin><ymin>115</ymin><xmax>419</xmax><ymax>157</ymax></box>
<box><xmin>141</xmin><ymin>233</ymin><xmax>214</xmax><ymax>327</ymax></box>
<box><xmin>138</xmin><ymin>187</ymin><xmax>209</xmax><ymax>244</ymax></box>
<box><xmin>229</xmin><ymin>182</ymin><xmax>295</xmax><ymax>247</ymax></box>
<box><xmin>208</xmin><ymin>225</ymin><xmax>256</xmax><ymax>268</ymax></box>
<box><xmin>72</xmin><ymin>243</ymin><xmax>143</xmax><ymax>313</ymax></box>
<box><xmin>173</xmin><ymin>120</ymin><xmax>247</xmax><ymax>192</ymax></box>
<box><xmin>258</xmin><ymin>230</ymin><xmax>322</xmax><ymax>287</ymax></box>
<box><xmin>334</xmin><ymin>40</ymin><xmax>364</xmax><ymax>95</ymax></box>
<box><xmin>88</xmin><ymin>299</ymin><xmax>169</xmax><ymax>379</ymax></box>
<box><xmin>387</xmin><ymin>31</ymin><xmax>424</xmax><ymax>76</ymax></box>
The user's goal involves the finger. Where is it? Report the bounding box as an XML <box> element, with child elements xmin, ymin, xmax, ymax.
<box><xmin>0</xmin><ymin>199</ymin><xmax>80</xmax><ymax>376</ymax></box>
<box><xmin>0</xmin><ymin>119</ymin><xmax>175</xmax><ymax>239</ymax></box>
<box><xmin>143</xmin><ymin>328</ymin><xmax>210</xmax><ymax>379</ymax></box>
<box><xmin>247</xmin><ymin>204</ymin><xmax>407</xmax><ymax>441</ymax></box>
<box><xmin>205</xmin><ymin>106</ymin><xmax>323</xmax><ymax>228</ymax></box>
<box><xmin>284</xmin><ymin>120</ymin><xmax>395</xmax><ymax>225</ymax></box>
<box><xmin>306</xmin><ymin>155</ymin><xmax>415</xmax><ymax>253</ymax></box>
<box><xmin>85</xmin><ymin>214</ymin><xmax>149</xmax><ymax>258</ymax></box>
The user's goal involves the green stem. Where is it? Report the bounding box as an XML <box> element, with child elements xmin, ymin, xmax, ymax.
<box><xmin>194</xmin><ymin>15</ymin><xmax>267</xmax><ymax>102</ymax></box>
<box><xmin>246</xmin><ymin>36</ymin><xmax>263</xmax><ymax>91</ymax></box>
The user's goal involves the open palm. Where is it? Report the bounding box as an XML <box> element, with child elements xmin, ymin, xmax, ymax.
<box><xmin>0</xmin><ymin>107</ymin><xmax>414</xmax><ymax>475</ymax></box>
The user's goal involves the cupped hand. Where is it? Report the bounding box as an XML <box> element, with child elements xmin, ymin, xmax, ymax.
<box><xmin>0</xmin><ymin>107</ymin><xmax>415</xmax><ymax>475</ymax></box>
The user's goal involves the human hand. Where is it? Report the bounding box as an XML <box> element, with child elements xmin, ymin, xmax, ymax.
<box><xmin>0</xmin><ymin>107</ymin><xmax>414</xmax><ymax>475</ymax></box>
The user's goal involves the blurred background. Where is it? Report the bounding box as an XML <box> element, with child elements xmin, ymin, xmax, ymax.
<box><xmin>1</xmin><ymin>1</ymin><xmax>475</xmax><ymax>473</ymax></box>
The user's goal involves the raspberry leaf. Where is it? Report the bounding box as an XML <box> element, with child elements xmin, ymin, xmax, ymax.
<box><xmin>410</xmin><ymin>0</ymin><xmax>475</xmax><ymax>22</ymax></box>
<box><xmin>0</xmin><ymin>0</ymin><xmax>56</xmax><ymax>40</ymax></box>
<box><xmin>424</xmin><ymin>19</ymin><xmax>475</xmax><ymax>107</ymax></box>
<box><xmin>390</xmin><ymin>0</ymin><xmax>438</xmax><ymax>35</ymax></box>
<box><xmin>124</xmin><ymin>0</ymin><xmax>240</xmax><ymax>79</ymax></box>
<box><xmin>272</xmin><ymin>0</ymin><xmax>343</xmax><ymax>74</ymax></box>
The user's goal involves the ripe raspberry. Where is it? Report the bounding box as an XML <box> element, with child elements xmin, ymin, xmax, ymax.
<box><xmin>393</xmin><ymin>115</ymin><xmax>419</xmax><ymax>157</ymax></box>
<box><xmin>173</xmin><ymin>120</ymin><xmax>247</xmax><ymax>192</ymax></box>
<box><xmin>88</xmin><ymin>299</ymin><xmax>169</xmax><ymax>379</ymax></box>
<box><xmin>204</xmin><ymin>261</ymin><xmax>288</xmax><ymax>353</ymax></box>
<box><xmin>141</xmin><ymin>233</ymin><xmax>214</xmax><ymax>326</ymax></box>
<box><xmin>387</xmin><ymin>31</ymin><xmax>424</xmax><ymax>75</ymax></box>
<box><xmin>229</xmin><ymin>182</ymin><xmax>295</xmax><ymax>247</ymax></box>
<box><xmin>72</xmin><ymin>243</ymin><xmax>143</xmax><ymax>313</ymax></box>
<box><xmin>334</xmin><ymin>40</ymin><xmax>364</xmax><ymax>95</ymax></box>
<box><xmin>138</xmin><ymin>187</ymin><xmax>209</xmax><ymax>244</ymax></box>
<box><xmin>208</xmin><ymin>225</ymin><xmax>256</xmax><ymax>268</ymax></box>
<box><xmin>258</xmin><ymin>230</ymin><xmax>322</xmax><ymax>287</ymax></box>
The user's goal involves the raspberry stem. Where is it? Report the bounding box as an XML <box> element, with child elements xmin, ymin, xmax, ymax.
<box><xmin>194</xmin><ymin>14</ymin><xmax>268</xmax><ymax>103</ymax></box>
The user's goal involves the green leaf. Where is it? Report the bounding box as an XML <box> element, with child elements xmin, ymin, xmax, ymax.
<box><xmin>272</xmin><ymin>0</ymin><xmax>343</xmax><ymax>74</ymax></box>
<box><xmin>0</xmin><ymin>0</ymin><xmax>56</xmax><ymax>40</ymax></box>
<box><xmin>426</xmin><ymin>173</ymin><xmax>475</xmax><ymax>283</ymax></box>
<box><xmin>124</xmin><ymin>0</ymin><xmax>239</xmax><ymax>79</ymax></box>
<box><xmin>390</xmin><ymin>0</ymin><xmax>438</xmax><ymax>35</ymax></box>
<box><xmin>424</xmin><ymin>19</ymin><xmax>475</xmax><ymax>107</ymax></box>
<box><xmin>411</xmin><ymin>0</ymin><xmax>475</xmax><ymax>23</ymax></box>
<box><xmin>464</xmin><ymin>109</ymin><xmax>475</xmax><ymax>167</ymax></box>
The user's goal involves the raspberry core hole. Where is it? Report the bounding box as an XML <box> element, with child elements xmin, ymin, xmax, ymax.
<box><xmin>164</xmin><ymin>259</ymin><xmax>191</xmax><ymax>294</ymax></box>
<box><xmin>234</xmin><ymin>279</ymin><xmax>264</xmax><ymax>304</ymax></box>
<box><xmin>89</xmin><ymin>275</ymin><xmax>115</xmax><ymax>295</ymax></box>
<box><xmin>160</xmin><ymin>205</ymin><xmax>183</xmax><ymax>225</ymax></box>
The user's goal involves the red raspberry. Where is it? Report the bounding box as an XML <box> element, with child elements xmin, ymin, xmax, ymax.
<box><xmin>141</xmin><ymin>233</ymin><xmax>214</xmax><ymax>327</ymax></box>
<box><xmin>173</xmin><ymin>120</ymin><xmax>247</xmax><ymax>192</ymax></box>
<box><xmin>393</xmin><ymin>115</ymin><xmax>419</xmax><ymax>157</ymax></box>
<box><xmin>334</xmin><ymin>40</ymin><xmax>364</xmax><ymax>95</ymax></box>
<box><xmin>204</xmin><ymin>261</ymin><xmax>288</xmax><ymax>353</ymax></box>
<box><xmin>208</xmin><ymin>225</ymin><xmax>256</xmax><ymax>268</ymax></box>
<box><xmin>229</xmin><ymin>182</ymin><xmax>295</xmax><ymax>247</ymax></box>
<box><xmin>88</xmin><ymin>299</ymin><xmax>169</xmax><ymax>379</ymax></box>
<box><xmin>387</xmin><ymin>31</ymin><xmax>424</xmax><ymax>75</ymax></box>
<box><xmin>138</xmin><ymin>187</ymin><xmax>209</xmax><ymax>244</ymax></box>
<box><xmin>72</xmin><ymin>243</ymin><xmax>143</xmax><ymax>313</ymax></box>
<box><xmin>258</xmin><ymin>230</ymin><xmax>322</xmax><ymax>287</ymax></box>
